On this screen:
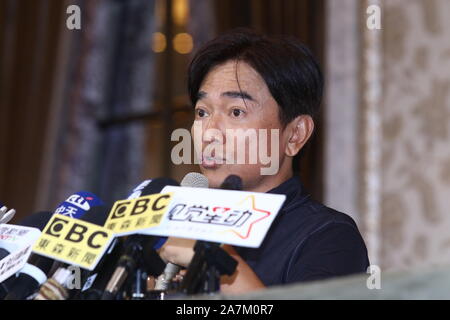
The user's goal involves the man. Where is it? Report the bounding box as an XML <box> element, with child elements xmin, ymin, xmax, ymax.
<box><xmin>160</xmin><ymin>29</ymin><xmax>369</xmax><ymax>295</ymax></box>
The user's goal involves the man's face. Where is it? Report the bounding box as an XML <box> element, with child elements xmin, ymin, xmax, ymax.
<box><xmin>190</xmin><ymin>60</ymin><xmax>289</xmax><ymax>191</ymax></box>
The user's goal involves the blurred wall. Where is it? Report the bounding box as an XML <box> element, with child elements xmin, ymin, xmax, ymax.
<box><xmin>0</xmin><ymin>0</ymin><xmax>66</xmax><ymax>222</ymax></box>
<box><xmin>380</xmin><ymin>0</ymin><xmax>450</xmax><ymax>270</ymax></box>
<box><xmin>0</xmin><ymin>0</ymin><xmax>157</xmax><ymax>222</ymax></box>
<box><xmin>325</xmin><ymin>0</ymin><xmax>450</xmax><ymax>271</ymax></box>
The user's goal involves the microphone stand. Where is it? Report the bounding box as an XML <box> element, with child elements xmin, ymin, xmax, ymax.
<box><xmin>130</xmin><ymin>266</ymin><xmax>147</xmax><ymax>300</ymax></box>
<box><xmin>180</xmin><ymin>241</ymin><xmax>237</xmax><ymax>295</ymax></box>
<box><xmin>101</xmin><ymin>237</ymin><xmax>143</xmax><ymax>300</ymax></box>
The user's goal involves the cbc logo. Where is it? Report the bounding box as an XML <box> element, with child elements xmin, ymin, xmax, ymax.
<box><xmin>45</xmin><ymin>216</ymin><xmax>108</xmax><ymax>249</ymax></box>
<box><xmin>110</xmin><ymin>194</ymin><xmax>171</xmax><ymax>220</ymax></box>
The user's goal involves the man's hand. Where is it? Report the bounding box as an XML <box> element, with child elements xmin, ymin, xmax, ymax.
<box><xmin>220</xmin><ymin>245</ymin><xmax>266</xmax><ymax>295</ymax></box>
<box><xmin>158</xmin><ymin>237</ymin><xmax>196</xmax><ymax>267</ymax></box>
<box><xmin>158</xmin><ymin>239</ymin><xmax>266</xmax><ymax>295</ymax></box>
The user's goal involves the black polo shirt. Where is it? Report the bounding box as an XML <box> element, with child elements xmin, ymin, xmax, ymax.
<box><xmin>235</xmin><ymin>176</ymin><xmax>370</xmax><ymax>286</ymax></box>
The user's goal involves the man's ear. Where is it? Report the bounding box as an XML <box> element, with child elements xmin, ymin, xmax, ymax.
<box><xmin>284</xmin><ymin>115</ymin><xmax>315</xmax><ymax>157</ymax></box>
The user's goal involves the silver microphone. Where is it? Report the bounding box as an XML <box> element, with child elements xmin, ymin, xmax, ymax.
<box><xmin>154</xmin><ymin>172</ymin><xmax>209</xmax><ymax>291</ymax></box>
<box><xmin>0</xmin><ymin>206</ymin><xmax>16</xmax><ymax>224</ymax></box>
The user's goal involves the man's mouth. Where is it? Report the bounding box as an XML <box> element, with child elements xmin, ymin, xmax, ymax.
<box><xmin>201</xmin><ymin>154</ymin><xmax>226</xmax><ymax>168</ymax></box>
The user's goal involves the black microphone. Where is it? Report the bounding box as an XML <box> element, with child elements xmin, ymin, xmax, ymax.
<box><xmin>34</xmin><ymin>204</ymin><xmax>115</xmax><ymax>300</ymax></box>
<box><xmin>101</xmin><ymin>235</ymin><xmax>160</xmax><ymax>300</ymax></box>
<box><xmin>79</xmin><ymin>204</ymin><xmax>111</xmax><ymax>226</ymax></box>
<box><xmin>76</xmin><ymin>179</ymin><xmax>176</xmax><ymax>300</ymax></box>
<box><xmin>0</xmin><ymin>248</ymin><xmax>16</xmax><ymax>299</ymax></box>
<box><xmin>1</xmin><ymin>211</ymin><xmax>53</xmax><ymax>300</ymax></box>
<box><xmin>17</xmin><ymin>211</ymin><xmax>55</xmax><ymax>230</ymax></box>
<box><xmin>3</xmin><ymin>211</ymin><xmax>55</xmax><ymax>300</ymax></box>
<box><xmin>179</xmin><ymin>175</ymin><xmax>241</xmax><ymax>295</ymax></box>
<box><xmin>101</xmin><ymin>178</ymin><xmax>179</xmax><ymax>300</ymax></box>
<box><xmin>219</xmin><ymin>174</ymin><xmax>243</xmax><ymax>191</ymax></box>
<box><xmin>75</xmin><ymin>237</ymin><xmax>125</xmax><ymax>300</ymax></box>
<box><xmin>6</xmin><ymin>192</ymin><xmax>105</xmax><ymax>300</ymax></box>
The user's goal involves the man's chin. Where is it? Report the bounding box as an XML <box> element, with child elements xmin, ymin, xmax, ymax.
<box><xmin>199</xmin><ymin>168</ymin><xmax>229</xmax><ymax>189</ymax></box>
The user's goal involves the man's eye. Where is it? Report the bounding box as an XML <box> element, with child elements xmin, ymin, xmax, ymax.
<box><xmin>195</xmin><ymin>109</ymin><xmax>207</xmax><ymax>118</ymax></box>
<box><xmin>231</xmin><ymin>108</ymin><xmax>245</xmax><ymax>117</ymax></box>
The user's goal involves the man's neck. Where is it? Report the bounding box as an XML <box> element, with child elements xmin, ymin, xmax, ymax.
<box><xmin>245</xmin><ymin>168</ymin><xmax>293</xmax><ymax>193</ymax></box>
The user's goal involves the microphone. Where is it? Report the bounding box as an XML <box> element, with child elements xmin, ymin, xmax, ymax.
<box><xmin>17</xmin><ymin>211</ymin><xmax>55</xmax><ymax>230</ymax></box>
<box><xmin>153</xmin><ymin>262</ymin><xmax>181</xmax><ymax>291</ymax></box>
<box><xmin>74</xmin><ymin>238</ymin><xmax>125</xmax><ymax>300</ymax></box>
<box><xmin>5</xmin><ymin>191</ymin><xmax>104</xmax><ymax>300</ymax></box>
<box><xmin>53</xmin><ymin>191</ymin><xmax>104</xmax><ymax>219</ymax></box>
<box><xmin>0</xmin><ymin>212</ymin><xmax>42</xmax><ymax>299</ymax></box>
<box><xmin>77</xmin><ymin>204</ymin><xmax>113</xmax><ymax>226</ymax></box>
<box><xmin>179</xmin><ymin>175</ymin><xmax>241</xmax><ymax>295</ymax></box>
<box><xmin>101</xmin><ymin>178</ymin><xmax>179</xmax><ymax>300</ymax></box>
<box><xmin>179</xmin><ymin>172</ymin><xmax>209</xmax><ymax>189</ymax></box>
<box><xmin>0</xmin><ymin>203</ymin><xmax>16</xmax><ymax>224</ymax></box>
<box><xmin>0</xmin><ymin>248</ymin><xmax>15</xmax><ymax>299</ymax></box>
<box><xmin>0</xmin><ymin>221</ymin><xmax>35</xmax><ymax>300</ymax></box>
<box><xmin>101</xmin><ymin>235</ymin><xmax>157</xmax><ymax>300</ymax></box>
<box><xmin>33</xmin><ymin>204</ymin><xmax>114</xmax><ymax>300</ymax></box>
<box><xmin>219</xmin><ymin>174</ymin><xmax>243</xmax><ymax>191</ymax></box>
<box><xmin>74</xmin><ymin>180</ymin><xmax>168</xmax><ymax>300</ymax></box>
<box><xmin>153</xmin><ymin>172</ymin><xmax>209</xmax><ymax>292</ymax></box>
<box><xmin>2</xmin><ymin>211</ymin><xmax>54</xmax><ymax>300</ymax></box>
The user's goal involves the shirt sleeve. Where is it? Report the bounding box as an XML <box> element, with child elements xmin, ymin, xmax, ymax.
<box><xmin>285</xmin><ymin>222</ymin><xmax>370</xmax><ymax>284</ymax></box>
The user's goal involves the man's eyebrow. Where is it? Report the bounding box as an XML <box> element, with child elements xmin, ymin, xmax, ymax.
<box><xmin>221</xmin><ymin>90</ymin><xmax>255</xmax><ymax>101</ymax></box>
<box><xmin>197</xmin><ymin>91</ymin><xmax>207</xmax><ymax>101</ymax></box>
<box><xmin>196</xmin><ymin>90</ymin><xmax>256</xmax><ymax>102</ymax></box>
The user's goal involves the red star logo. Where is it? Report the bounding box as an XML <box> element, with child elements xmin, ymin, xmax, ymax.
<box><xmin>225</xmin><ymin>195</ymin><xmax>271</xmax><ymax>239</ymax></box>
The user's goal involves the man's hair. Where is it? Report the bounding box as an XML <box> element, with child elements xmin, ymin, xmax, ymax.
<box><xmin>187</xmin><ymin>28</ymin><xmax>324</xmax><ymax>126</ymax></box>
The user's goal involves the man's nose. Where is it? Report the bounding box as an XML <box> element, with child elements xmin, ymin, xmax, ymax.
<box><xmin>202</xmin><ymin>114</ymin><xmax>225</xmax><ymax>144</ymax></box>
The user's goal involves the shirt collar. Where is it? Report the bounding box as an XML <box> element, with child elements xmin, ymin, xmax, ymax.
<box><xmin>267</xmin><ymin>176</ymin><xmax>308</xmax><ymax>210</ymax></box>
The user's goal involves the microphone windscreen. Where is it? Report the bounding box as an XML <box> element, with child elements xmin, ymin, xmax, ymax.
<box><xmin>17</xmin><ymin>211</ymin><xmax>54</xmax><ymax>230</ymax></box>
<box><xmin>180</xmin><ymin>172</ymin><xmax>209</xmax><ymax>188</ymax></box>
<box><xmin>0</xmin><ymin>248</ymin><xmax>10</xmax><ymax>259</ymax></box>
<box><xmin>220</xmin><ymin>175</ymin><xmax>243</xmax><ymax>191</ymax></box>
<box><xmin>142</xmin><ymin>240</ymin><xmax>166</xmax><ymax>276</ymax></box>
<box><xmin>141</xmin><ymin>178</ymin><xmax>179</xmax><ymax>196</ymax></box>
<box><xmin>54</xmin><ymin>191</ymin><xmax>104</xmax><ymax>220</ymax></box>
<box><xmin>79</xmin><ymin>205</ymin><xmax>111</xmax><ymax>226</ymax></box>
